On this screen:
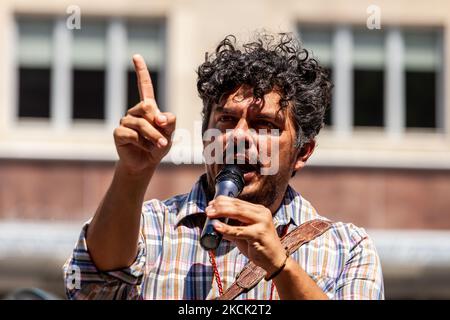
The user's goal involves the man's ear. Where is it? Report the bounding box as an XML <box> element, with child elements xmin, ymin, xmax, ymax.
<box><xmin>293</xmin><ymin>140</ymin><xmax>316</xmax><ymax>172</ymax></box>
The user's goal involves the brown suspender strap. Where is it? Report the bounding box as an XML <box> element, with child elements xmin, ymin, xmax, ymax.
<box><xmin>217</xmin><ymin>219</ymin><xmax>333</xmax><ymax>300</ymax></box>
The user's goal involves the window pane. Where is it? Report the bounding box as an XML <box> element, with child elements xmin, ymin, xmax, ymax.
<box><xmin>404</xmin><ymin>29</ymin><xmax>441</xmax><ymax>129</ymax></box>
<box><xmin>406</xmin><ymin>71</ymin><xmax>436</xmax><ymax>128</ymax></box>
<box><xmin>17</xmin><ymin>18</ymin><xmax>53</xmax><ymax>68</ymax></box>
<box><xmin>17</xmin><ymin>18</ymin><xmax>52</xmax><ymax>119</ymax></box>
<box><xmin>127</xmin><ymin>22</ymin><xmax>165</xmax><ymax>69</ymax></box>
<box><xmin>72</xmin><ymin>69</ymin><xmax>105</xmax><ymax>119</ymax></box>
<box><xmin>127</xmin><ymin>70</ymin><xmax>159</xmax><ymax>109</ymax></box>
<box><xmin>353</xmin><ymin>30</ymin><xmax>384</xmax><ymax>69</ymax></box>
<box><xmin>72</xmin><ymin>22</ymin><xmax>106</xmax><ymax>120</ymax></box>
<box><xmin>72</xmin><ymin>22</ymin><xmax>106</xmax><ymax>68</ymax></box>
<box><xmin>353</xmin><ymin>29</ymin><xmax>384</xmax><ymax>127</ymax></box>
<box><xmin>18</xmin><ymin>67</ymin><xmax>51</xmax><ymax>118</ymax></box>
<box><xmin>353</xmin><ymin>69</ymin><xmax>384</xmax><ymax>127</ymax></box>
<box><xmin>404</xmin><ymin>30</ymin><xmax>441</xmax><ymax>71</ymax></box>
<box><xmin>126</xmin><ymin>21</ymin><xmax>164</xmax><ymax>111</ymax></box>
<box><xmin>299</xmin><ymin>27</ymin><xmax>333</xmax><ymax>126</ymax></box>
<box><xmin>299</xmin><ymin>27</ymin><xmax>332</xmax><ymax>67</ymax></box>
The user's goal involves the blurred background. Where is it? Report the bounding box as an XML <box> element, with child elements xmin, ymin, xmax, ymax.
<box><xmin>0</xmin><ymin>0</ymin><xmax>449</xmax><ymax>299</ymax></box>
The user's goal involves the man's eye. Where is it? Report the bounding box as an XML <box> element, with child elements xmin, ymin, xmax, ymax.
<box><xmin>218</xmin><ymin>115</ymin><xmax>235</xmax><ymax>122</ymax></box>
<box><xmin>255</xmin><ymin>120</ymin><xmax>276</xmax><ymax>129</ymax></box>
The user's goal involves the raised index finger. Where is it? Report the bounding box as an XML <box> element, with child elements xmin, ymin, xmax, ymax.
<box><xmin>132</xmin><ymin>54</ymin><xmax>155</xmax><ymax>101</ymax></box>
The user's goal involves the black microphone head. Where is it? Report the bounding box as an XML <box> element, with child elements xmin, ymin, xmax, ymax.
<box><xmin>215</xmin><ymin>164</ymin><xmax>245</xmax><ymax>194</ymax></box>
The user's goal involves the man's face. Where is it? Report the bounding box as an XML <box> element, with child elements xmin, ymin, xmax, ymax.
<box><xmin>203</xmin><ymin>85</ymin><xmax>307</xmax><ymax>212</ymax></box>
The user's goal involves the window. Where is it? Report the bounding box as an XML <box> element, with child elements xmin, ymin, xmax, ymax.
<box><xmin>406</xmin><ymin>70</ymin><xmax>435</xmax><ymax>128</ymax></box>
<box><xmin>17</xmin><ymin>18</ymin><xmax>53</xmax><ymax>119</ymax></box>
<box><xmin>353</xmin><ymin>30</ymin><xmax>384</xmax><ymax>127</ymax></box>
<box><xmin>404</xmin><ymin>30</ymin><xmax>442</xmax><ymax>129</ymax></box>
<box><xmin>18</xmin><ymin>68</ymin><xmax>51</xmax><ymax>118</ymax></box>
<box><xmin>300</xmin><ymin>27</ymin><xmax>333</xmax><ymax>126</ymax></box>
<box><xmin>15</xmin><ymin>17</ymin><xmax>166</xmax><ymax>127</ymax></box>
<box><xmin>72</xmin><ymin>21</ymin><xmax>107</xmax><ymax>120</ymax></box>
<box><xmin>298</xmin><ymin>25</ymin><xmax>444</xmax><ymax>134</ymax></box>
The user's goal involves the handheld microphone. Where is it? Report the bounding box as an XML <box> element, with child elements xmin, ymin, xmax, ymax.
<box><xmin>200</xmin><ymin>164</ymin><xmax>245</xmax><ymax>251</ymax></box>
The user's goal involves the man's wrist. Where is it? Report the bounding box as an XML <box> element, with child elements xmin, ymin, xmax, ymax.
<box><xmin>116</xmin><ymin>160</ymin><xmax>156</xmax><ymax>180</ymax></box>
<box><xmin>265</xmin><ymin>247</ymin><xmax>290</xmax><ymax>280</ymax></box>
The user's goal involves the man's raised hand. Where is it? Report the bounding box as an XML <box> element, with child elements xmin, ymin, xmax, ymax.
<box><xmin>114</xmin><ymin>54</ymin><xmax>176</xmax><ymax>174</ymax></box>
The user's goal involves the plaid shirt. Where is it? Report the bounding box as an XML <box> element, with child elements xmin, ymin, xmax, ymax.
<box><xmin>63</xmin><ymin>175</ymin><xmax>384</xmax><ymax>300</ymax></box>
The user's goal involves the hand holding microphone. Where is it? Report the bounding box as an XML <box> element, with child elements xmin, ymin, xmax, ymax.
<box><xmin>200</xmin><ymin>165</ymin><xmax>245</xmax><ymax>250</ymax></box>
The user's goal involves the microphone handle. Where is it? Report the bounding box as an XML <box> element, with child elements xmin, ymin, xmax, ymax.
<box><xmin>200</xmin><ymin>180</ymin><xmax>240</xmax><ymax>250</ymax></box>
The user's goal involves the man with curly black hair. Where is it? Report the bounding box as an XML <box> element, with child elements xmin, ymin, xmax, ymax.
<box><xmin>64</xmin><ymin>32</ymin><xmax>384</xmax><ymax>300</ymax></box>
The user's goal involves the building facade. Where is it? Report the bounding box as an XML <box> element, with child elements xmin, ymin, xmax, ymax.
<box><xmin>0</xmin><ymin>0</ymin><xmax>450</xmax><ymax>298</ymax></box>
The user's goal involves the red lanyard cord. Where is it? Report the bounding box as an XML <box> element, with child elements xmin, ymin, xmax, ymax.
<box><xmin>208</xmin><ymin>250</ymin><xmax>224</xmax><ymax>296</ymax></box>
<box><xmin>209</xmin><ymin>224</ymin><xmax>290</xmax><ymax>300</ymax></box>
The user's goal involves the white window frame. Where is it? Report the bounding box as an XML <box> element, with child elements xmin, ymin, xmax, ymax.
<box><xmin>1</xmin><ymin>16</ymin><xmax>166</xmax><ymax>161</ymax></box>
<box><xmin>299</xmin><ymin>24</ymin><xmax>449</xmax><ymax>169</ymax></box>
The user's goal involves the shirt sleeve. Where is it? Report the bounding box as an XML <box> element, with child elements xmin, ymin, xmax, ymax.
<box><xmin>334</xmin><ymin>229</ymin><xmax>385</xmax><ymax>300</ymax></box>
<box><xmin>62</xmin><ymin>220</ymin><xmax>147</xmax><ymax>300</ymax></box>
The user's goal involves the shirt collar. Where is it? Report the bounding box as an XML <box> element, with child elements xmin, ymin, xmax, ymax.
<box><xmin>272</xmin><ymin>185</ymin><xmax>302</xmax><ymax>228</ymax></box>
<box><xmin>175</xmin><ymin>175</ymin><xmax>302</xmax><ymax>227</ymax></box>
<box><xmin>175</xmin><ymin>174</ymin><xmax>209</xmax><ymax>226</ymax></box>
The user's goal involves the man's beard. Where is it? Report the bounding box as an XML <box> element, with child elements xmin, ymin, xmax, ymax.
<box><xmin>237</xmin><ymin>176</ymin><xmax>282</xmax><ymax>209</ymax></box>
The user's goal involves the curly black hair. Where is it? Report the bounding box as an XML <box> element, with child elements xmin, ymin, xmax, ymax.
<box><xmin>196</xmin><ymin>32</ymin><xmax>332</xmax><ymax>149</ymax></box>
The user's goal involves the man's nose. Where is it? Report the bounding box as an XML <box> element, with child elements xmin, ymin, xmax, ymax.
<box><xmin>223</xmin><ymin>119</ymin><xmax>259</xmax><ymax>164</ymax></box>
<box><xmin>231</xmin><ymin>128</ymin><xmax>251</xmax><ymax>150</ymax></box>
<box><xmin>228</xmin><ymin>118</ymin><xmax>252</xmax><ymax>149</ymax></box>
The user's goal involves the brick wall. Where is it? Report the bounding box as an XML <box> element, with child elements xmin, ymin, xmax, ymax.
<box><xmin>1</xmin><ymin>160</ymin><xmax>449</xmax><ymax>229</ymax></box>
